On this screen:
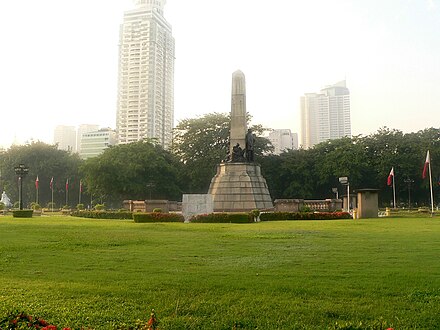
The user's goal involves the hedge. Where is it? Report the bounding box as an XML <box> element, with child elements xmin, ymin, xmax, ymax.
<box><xmin>71</xmin><ymin>210</ymin><xmax>133</xmax><ymax>220</ymax></box>
<box><xmin>133</xmin><ymin>212</ymin><xmax>184</xmax><ymax>223</ymax></box>
<box><xmin>12</xmin><ymin>210</ymin><xmax>34</xmax><ymax>218</ymax></box>
<box><xmin>190</xmin><ymin>213</ymin><xmax>253</xmax><ymax>223</ymax></box>
<box><xmin>260</xmin><ymin>211</ymin><xmax>351</xmax><ymax>221</ymax></box>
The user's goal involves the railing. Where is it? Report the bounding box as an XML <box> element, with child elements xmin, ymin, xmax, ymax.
<box><xmin>274</xmin><ymin>199</ymin><xmax>343</xmax><ymax>212</ymax></box>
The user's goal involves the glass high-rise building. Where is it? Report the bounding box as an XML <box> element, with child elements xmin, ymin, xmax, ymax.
<box><xmin>300</xmin><ymin>81</ymin><xmax>351</xmax><ymax>149</ymax></box>
<box><xmin>116</xmin><ymin>0</ymin><xmax>175</xmax><ymax>148</ymax></box>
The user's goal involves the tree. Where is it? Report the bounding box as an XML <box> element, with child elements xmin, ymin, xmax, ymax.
<box><xmin>80</xmin><ymin>141</ymin><xmax>184</xmax><ymax>207</ymax></box>
<box><xmin>172</xmin><ymin>112</ymin><xmax>273</xmax><ymax>193</ymax></box>
<box><xmin>261</xmin><ymin>127</ymin><xmax>440</xmax><ymax>207</ymax></box>
<box><xmin>0</xmin><ymin>142</ymin><xmax>82</xmax><ymax>208</ymax></box>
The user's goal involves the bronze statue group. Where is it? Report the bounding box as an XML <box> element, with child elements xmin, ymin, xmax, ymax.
<box><xmin>226</xmin><ymin>129</ymin><xmax>255</xmax><ymax>163</ymax></box>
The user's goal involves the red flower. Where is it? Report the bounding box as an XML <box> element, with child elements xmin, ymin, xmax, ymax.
<box><xmin>39</xmin><ymin>319</ymin><xmax>49</xmax><ymax>326</ymax></box>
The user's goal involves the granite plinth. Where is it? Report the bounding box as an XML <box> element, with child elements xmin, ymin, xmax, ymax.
<box><xmin>208</xmin><ymin>162</ymin><xmax>273</xmax><ymax>212</ymax></box>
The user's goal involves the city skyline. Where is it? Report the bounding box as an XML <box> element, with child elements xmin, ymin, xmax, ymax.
<box><xmin>0</xmin><ymin>0</ymin><xmax>439</xmax><ymax>148</ymax></box>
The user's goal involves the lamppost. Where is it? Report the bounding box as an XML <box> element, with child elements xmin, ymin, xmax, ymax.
<box><xmin>146</xmin><ymin>182</ymin><xmax>155</xmax><ymax>201</ymax></box>
<box><xmin>14</xmin><ymin>164</ymin><xmax>29</xmax><ymax>210</ymax></box>
<box><xmin>404</xmin><ymin>178</ymin><xmax>414</xmax><ymax>210</ymax></box>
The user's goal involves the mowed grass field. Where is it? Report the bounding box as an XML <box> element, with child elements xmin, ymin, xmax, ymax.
<box><xmin>0</xmin><ymin>216</ymin><xmax>440</xmax><ymax>329</ymax></box>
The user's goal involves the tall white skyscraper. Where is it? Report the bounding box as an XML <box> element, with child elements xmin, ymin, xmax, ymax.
<box><xmin>116</xmin><ymin>0</ymin><xmax>175</xmax><ymax>148</ymax></box>
<box><xmin>300</xmin><ymin>81</ymin><xmax>351</xmax><ymax>149</ymax></box>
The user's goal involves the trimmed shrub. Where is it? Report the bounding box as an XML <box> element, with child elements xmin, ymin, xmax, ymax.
<box><xmin>299</xmin><ymin>205</ymin><xmax>312</xmax><ymax>213</ymax></box>
<box><xmin>71</xmin><ymin>210</ymin><xmax>133</xmax><ymax>220</ymax></box>
<box><xmin>260</xmin><ymin>211</ymin><xmax>351</xmax><ymax>221</ymax></box>
<box><xmin>190</xmin><ymin>213</ymin><xmax>253</xmax><ymax>223</ymax></box>
<box><xmin>46</xmin><ymin>202</ymin><xmax>56</xmax><ymax>209</ymax></box>
<box><xmin>12</xmin><ymin>210</ymin><xmax>34</xmax><ymax>218</ymax></box>
<box><xmin>94</xmin><ymin>204</ymin><xmax>105</xmax><ymax>211</ymax></box>
<box><xmin>153</xmin><ymin>208</ymin><xmax>163</xmax><ymax>213</ymax></box>
<box><xmin>30</xmin><ymin>203</ymin><xmax>41</xmax><ymax>210</ymax></box>
<box><xmin>76</xmin><ymin>203</ymin><xmax>85</xmax><ymax>210</ymax></box>
<box><xmin>133</xmin><ymin>212</ymin><xmax>184</xmax><ymax>223</ymax></box>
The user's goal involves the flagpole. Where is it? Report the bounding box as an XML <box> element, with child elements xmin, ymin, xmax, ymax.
<box><xmin>18</xmin><ymin>177</ymin><xmax>22</xmax><ymax>210</ymax></box>
<box><xmin>51</xmin><ymin>186</ymin><xmax>54</xmax><ymax>213</ymax></box>
<box><xmin>392</xmin><ymin>172</ymin><xmax>396</xmax><ymax>209</ymax></box>
<box><xmin>66</xmin><ymin>179</ymin><xmax>69</xmax><ymax>207</ymax></box>
<box><xmin>35</xmin><ymin>176</ymin><xmax>39</xmax><ymax>205</ymax></box>
<box><xmin>428</xmin><ymin>157</ymin><xmax>434</xmax><ymax>215</ymax></box>
<box><xmin>79</xmin><ymin>180</ymin><xmax>82</xmax><ymax>205</ymax></box>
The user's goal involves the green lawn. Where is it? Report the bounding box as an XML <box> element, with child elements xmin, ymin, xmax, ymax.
<box><xmin>0</xmin><ymin>216</ymin><xmax>439</xmax><ymax>329</ymax></box>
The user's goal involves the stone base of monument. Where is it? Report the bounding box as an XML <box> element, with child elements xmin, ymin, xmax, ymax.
<box><xmin>208</xmin><ymin>162</ymin><xmax>274</xmax><ymax>212</ymax></box>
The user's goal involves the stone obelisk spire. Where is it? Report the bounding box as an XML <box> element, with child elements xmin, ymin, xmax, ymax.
<box><xmin>207</xmin><ymin>70</ymin><xmax>274</xmax><ymax>212</ymax></box>
<box><xmin>230</xmin><ymin>70</ymin><xmax>247</xmax><ymax>155</ymax></box>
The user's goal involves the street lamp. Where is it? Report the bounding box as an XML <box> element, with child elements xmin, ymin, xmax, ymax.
<box><xmin>404</xmin><ymin>178</ymin><xmax>414</xmax><ymax>210</ymax></box>
<box><xmin>14</xmin><ymin>164</ymin><xmax>29</xmax><ymax>210</ymax></box>
<box><xmin>146</xmin><ymin>182</ymin><xmax>155</xmax><ymax>201</ymax></box>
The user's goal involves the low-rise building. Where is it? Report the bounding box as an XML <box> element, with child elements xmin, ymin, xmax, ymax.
<box><xmin>267</xmin><ymin>129</ymin><xmax>298</xmax><ymax>155</ymax></box>
<box><xmin>79</xmin><ymin>128</ymin><xmax>117</xmax><ymax>159</ymax></box>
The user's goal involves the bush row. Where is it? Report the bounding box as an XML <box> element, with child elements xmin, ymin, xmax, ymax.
<box><xmin>40</xmin><ymin>210</ymin><xmax>351</xmax><ymax>222</ymax></box>
<box><xmin>190</xmin><ymin>213</ymin><xmax>253</xmax><ymax>223</ymax></box>
<box><xmin>260</xmin><ymin>211</ymin><xmax>351</xmax><ymax>221</ymax></box>
<box><xmin>71</xmin><ymin>210</ymin><xmax>133</xmax><ymax>219</ymax></box>
<box><xmin>133</xmin><ymin>212</ymin><xmax>184</xmax><ymax>223</ymax></box>
<box><xmin>12</xmin><ymin>210</ymin><xmax>34</xmax><ymax>218</ymax></box>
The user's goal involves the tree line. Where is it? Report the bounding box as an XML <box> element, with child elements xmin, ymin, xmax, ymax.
<box><xmin>0</xmin><ymin>113</ymin><xmax>438</xmax><ymax>209</ymax></box>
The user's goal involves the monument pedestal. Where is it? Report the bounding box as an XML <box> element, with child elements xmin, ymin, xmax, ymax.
<box><xmin>208</xmin><ymin>162</ymin><xmax>273</xmax><ymax>212</ymax></box>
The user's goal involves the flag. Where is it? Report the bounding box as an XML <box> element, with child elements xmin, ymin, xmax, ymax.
<box><xmin>50</xmin><ymin>177</ymin><xmax>53</xmax><ymax>190</ymax></box>
<box><xmin>387</xmin><ymin>167</ymin><xmax>394</xmax><ymax>186</ymax></box>
<box><xmin>79</xmin><ymin>180</ymin><xmax>83</xmax><ymax>193</ymax></box>
<box><xmin>422</xmin><ymin>151</ymin><xmax>430</xmax><ymax>179</ymax></box>
<box><xmin>35</xmin><ymin>176</ymin><xmax>39</xmax><ymax>190</ymax></box>
<box><xmin>66</xmin><ymin>179</ymin><xmax>69</xmax><ymax>192</ymax></box>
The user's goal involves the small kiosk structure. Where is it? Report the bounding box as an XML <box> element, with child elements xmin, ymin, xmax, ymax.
<box><xmin>355</xmin><ymin>189</ymin><xmax>380</xmax><ymax>219</ymax></box>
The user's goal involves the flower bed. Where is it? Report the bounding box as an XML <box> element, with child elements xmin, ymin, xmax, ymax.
<box><xmin>190</xmin><ymin>213</ymin><xmax>253</xmax><ymax>223</ymax></box>
<box><xmin>0</xmin><ymin>310</ymin><xmax>159</xmax><ymax>330</ymax></box>
<box><xmin>260</xmin><ymin>211</ymin><xmax>351</xmax><ymax>221</ymax></box>
<box><xmin>71</xmin><ymin>210</ymin><xmax>133</xmax><ymax>220</ymax></box>
<box><xmin>0</xmin><ymin>311</ymin><xmax>69</xmax><ymax>330</ymax></box>
<box><xmin>133</xmin><ymin>212</ymin><xmax>184</xmax><ymax>223</ymax></box>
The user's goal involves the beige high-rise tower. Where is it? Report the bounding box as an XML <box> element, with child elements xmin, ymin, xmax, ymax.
<box><xmin>116</xmin><ymin>0</ymin><xmax>175</xmax><ymax>148</ymax></box>
<box><xmin>300</xmin><ymin>81</ymin><xmax>351</xmax><ymax>149</ymax></box>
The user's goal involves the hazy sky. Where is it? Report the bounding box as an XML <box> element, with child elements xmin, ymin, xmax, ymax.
<box><xmin>0</xmin><ymin>0</ymin><xmax>439</xmax><ymax>148</ymax></box>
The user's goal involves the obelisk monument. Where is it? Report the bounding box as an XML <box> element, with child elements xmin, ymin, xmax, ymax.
<box><xmin>207</xmin><ymin>71</ymin><xmax>273</xmax><ymax>212</ymax></box>
<box><xmin>230</xmin><ymin>70</ymin><xmax>247</xmax><ymax>155</ymax></box>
